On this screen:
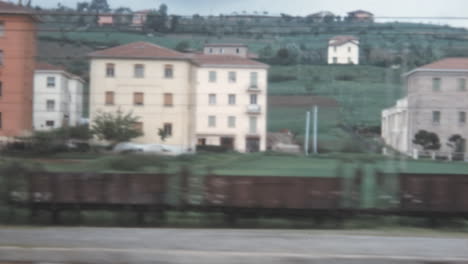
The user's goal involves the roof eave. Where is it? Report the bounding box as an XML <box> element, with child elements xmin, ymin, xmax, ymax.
<box><xmin>88</xmin><ymin>55</ymin><xmax>189</xmax><ymax>61</ymax></box>
<box><xmin>403</xmin><ymin>68</ymin><xmax>468</xmax><ymax>77</ymax></box>
<box><xmin>194</xmin><ymin>63</ymin><xmax>269</xmax><ymax>69</ymax></box>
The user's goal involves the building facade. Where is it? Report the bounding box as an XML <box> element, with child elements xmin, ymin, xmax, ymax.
<box><xmin>88</xmin><ymin>42</ymin><xmax>268</xmax><ymax>153</ymax></box>
<box><xmin>382</xmin><ymin>58</ymin><xmax>468</xmax><ymax>154</ymax></box>
<box><xmin>33</xmin><ymin>63</ymin><xmax>84</xmax><ymax>131</ymax></box>
<box><xmin>327</xmin><ymin>36</ymin><xmax>359</xmax><ymax>65</ymax></box>
<box><xmin>0</xmin><ymin>1</ymin><xmax>38</xmax><ymax>139</ymax></box>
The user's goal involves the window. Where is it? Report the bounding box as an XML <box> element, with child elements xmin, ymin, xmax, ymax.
<box><xmin>163</xmin><ymin>123</ymin><xmax>172</xmax><ymax>136</ymax></box>
<box><xmin>228</xmin><ymin>116</ymin><xmax>236</xmax><ymax>128</ymax></box>
<box><xmin>134</xmin><ymin>64</ymin><xmax>144</xmax><ymax>78</ymax></box>
<box><xmin>250</xmin><ymin>94</ymin><xmax>258</xmax><ymax>105</ymax></box>
<box><xmin>228</xmin><ymin>71</ymin><xmax>236</xmax><ymax>83</ymax></box>
<box><xmin>348</xmin><ymin>57</ymin><xmax>352</xmax><ymax>63</ymax></box>
<box><xmin>432</xmin><ymin>111</ymin><xmax>441</xmax><ymax>124</ymax></box>
<box><xmin>0</xmin><ymin>50</ymin><xmax>4</xmax><ymax>65</ymax></box>
<box><xmin>333</xmin><ymin>46</ymin><xmax>337</xmax><ymax>52</ymax></box>
<box><xmin>0</xmin><ymin>22</ymin><xmax>4</xmax><ymax>37</ymax></box>
<box><xmin>45</xmin><ymin>120</ymin><xmax>55</xmax><ymax>127</ymax></box>
<box><xmin>228</xmin><ymin>94</ymin><xmax>236</xmax><ymax>105</ymax></box>
<box><xmin>0</xmin><ymin>112</ymin><xmax>2</xmax><ymax>129</ymax></box>
<box><xmin>348</xmin><ymin>47</ymin><xmax>352</xmax><ymax>52</ymax></box>
<box><xmin>105</xmin><ymin>91</ymin><xmax>114</xmax><ymax>105</ymax></box>
<box><xmin>46</xmin><ymin>100</ymin><xmax>55</xmax><ymax>111</ymax></box>
<box><xmin>209</xmin><ymin>71</ymin><xmax>217</xmax><ymax>82</ymax></box>
<box><xmin>249</xmin><ymin>116</ymin><xmax>257</xmax><ymax>134</ymax></box>
<box><xmin>0</xmin><ymin>81</ymin><xmax>2</xmax><ymax>97</ymax></box>
<box><xmin>133</xmin><ymin>122</ymin><xmax>143</xmax><ymax>133</ymax></box>
<box><xmin>134</xmin><ymin>92</ymin><xmax>144</xmax><ymax>105</ymax></box>
<box><xmin>164</xmin><ymin>64</ymin><xmax>173</xmax><ymax>78</ymax></box>
<box><xmin>333</xmin><ymin>57</ymin><xmax>337</xmax><ymax>64</ymax></box>
<box><xmin>209</xmin><ymin>94</ymin><xmax>216</xmax><ymax>105</ymax></box>
<box><xmin>458</xmin><ymin>78</ymin><xmax>466</xmax><ymax>91</ymax></box>
<box><xmin>106</xmin><ymin>63</ymin><xmax>115</xmax><ymax>77</ymax></box>
<box><xmin>208</xmin><ymin>116</ymin><xmax>216</xmax><ymax>127</ymax></box>
<box><xmin>236</xmin><ymin>48</ymin><xmax>240</xmax><ymax>54</ymax></box>
<box><xmin>220</xmin><ymin>48</ymin><xmax>224</xmax><ymax>54</ymax></box>
<box><xmin>209</xmin><ymin>48</ymin><xmax>213</xmax><ymax>54</ymax></box>
<box><xmin>250</xmin><ymin>72</ymin><xmax>258</xmax><ymax>87</ymax></box>
<box><xmin>46</xmin><ymin>76</ymin><xmax>55</xmax><ymax>87</ymax></box>
<box><xmin>459</xmin><ymin>111</ymin><xmax>466</xmax><ymax>124</ymax></box>
<box><xmin>164</xmin><ymin>93</ymin><xmax>173</xmax><ymax>106</ymax></box>
<box><xmin>432</xmin><ymin>78</ymin><xmax>441</xmax><ymax>91</ymax></box>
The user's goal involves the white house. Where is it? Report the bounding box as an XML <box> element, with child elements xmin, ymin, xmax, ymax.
<box><xmin>88</xmin><ymin>42</ymin><xmax>269</xmax><ymax>153</ymax></box>
<box><xmin>33</xmin><ymin>63</ymin><xmax>85</xmax><ymax>130</ymax></box>
<box><xmin>382</xmin><ymin>58</ymin><xmax>468</xmax><ymax>155</ymax></box>
<box><xmin>327</xmin><ymin>35</ymin><xmax>359</xmax><ymax>65</ymax></box>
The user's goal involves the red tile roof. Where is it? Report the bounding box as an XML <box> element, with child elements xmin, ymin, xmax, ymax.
<box><xmin>419</xmin><ymin>58</ymin><xmax>468</xmax><ymax>70</ymax></box>
<box><xmin>329</xmin><ymin>35</ymin><xmax>358</xmax><ymax>46</ymax></box>
<box><xmin>0</xmin><ymin>1</ymin><xmax>36</xmax><ymax>16</ymax></box>
<box><xmin>188</xmin><ymin>54</ymin><xmax>268</xmax><ymax>68</ymax></box>
<box><xmin>88</xmin><ymin>42</ymin><xmax>187</xmax><ymax>60</ymax></box>
<box><xmin>89</xmin><ymin>42</ymin><xmax>268</xmax><ymax>68</ymax></box>
<box><xmin>36</xmin><ymin>62</ymin><xmax>66</xmax><ymax>71</ymax></box>
<box><xmin>347</xmin><ymin>10</ymin><xmax>373</xmax><ymax>15</ymax></box>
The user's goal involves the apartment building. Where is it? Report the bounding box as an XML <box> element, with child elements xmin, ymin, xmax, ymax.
<box><xmin>382</xmin><ymin>58</ymin><xmax>468</xmax><ymax>154</ymax></box>
<box><xmin>88</xmin><ymin>42</ymin><xmax>268</xmax><ymax>153</ymax></box>
<box><xmin>0</xmin><ymin>1</ymin><xmax>38</xmax><ymax>138</ymax></box>
<box><xmin>327</xmin><ymin>35</ymin><xmax>359</xmax><ymax>65</ymax></box>
<box><xmin>33</xmin><ymin>63</ymin><xmax>84</xmax><ymax>130</ymax></box>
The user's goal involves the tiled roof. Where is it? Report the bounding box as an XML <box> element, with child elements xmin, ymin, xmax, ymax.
<box><xmin>329</xmin><ymin>35</ymin><xmax>359</xmax><ymax>46</ymax></box>
<box><xmin>36</xmin><ymin>62</ymin><xmax>66</xmax><ymax>71</ymax></box>
<box><xmin>89</xmin><ymin>42</ymin><xmax>268</xmax><ymax>68</ymax></box>
<box><xmin>347</xmin><ymin>10</ymin><xmax>373</xmax><ymax>15</ymax></box>
<box><xmin>419</xmin><ymin>58</ymin><xmax>468</xmax><ymax>70</ymax></box>
<box><xmin>0</xmin><ymin>1</ymin><xmax>35</xmax><ymax>15</ymax></box>
<box><xmin>188</xmin><ymin>54</ymin><xmax>268</xmax><ymax>68</ymax></box>
<box><xmin>204</xmin><ymin>43</ymin><xmax>247</xmax><ymax>47</ymax></box>
<box><xmin>88</xmin><ymin>42</ymin><xmax>187</xmax><ymax>60</ymax></box>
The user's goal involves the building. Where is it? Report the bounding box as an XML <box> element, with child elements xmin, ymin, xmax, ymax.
<box><xmin>203</xmin><ymin>43</ymin><xmax>259</xmax><ymax>59</ymax></box>
<box><xmin>346</xmin><ymin>10</ymin><xmax>374</xmax><ymax>22</ymax></box>
<box><xmin>382</xmin><ymin>58</ymin><xmax>468</xmax><ymax>155</ymax></box>
<box><xmin>131</xmin><ymin>10</ymin><xmax>151</xmax><ymax>28</ymax></box>
<box><xmin>328</xmin><ymin>35</ymin><xmax>359</xmax><ymax>65</ymax></box>
<box><xmin>0</xmin><ymin>1</ymin><xmax>38</xmax><ymax>139</ymax></box>
<box><xmin>98</xmin><ymin>14</ymin><xmax>114</xmax><ymax>26</ymax></box>
<box><xmin>33</xmin><ymin>63</ymin><xmax>85</xmax><ymax>131</ymax></box>
<box><xmin>306</xmin><ymin>11</ymin><xmax>335</xmax><ymax>23</ymax></box>
<box><xmin>88</xmin><ymin>42</ymin><xmax>268</xmax><ymax>153</ymax></box>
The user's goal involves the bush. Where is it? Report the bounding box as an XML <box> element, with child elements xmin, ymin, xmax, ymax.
<box><xmin>268</xmin><ymin>74</ymin><xmax>297</xmax><ymax>82</ymax></box>
<box><xmin>196</xmin><ymin>145</ymin><xmax>229</xmax><ymax>153</ymax></box>
<box><xmin>335</xmin><ymin>74</ymin><xmax>356</xmax><ymax>81</ymax></box>
<box><xmin>108</xmin><ymin>154</ymin><xmax>167</xmax><ymax>171</ymax></box>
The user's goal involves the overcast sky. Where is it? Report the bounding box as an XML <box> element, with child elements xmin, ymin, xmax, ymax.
<box><xmin>20</xmin><ymin>0</ymin><xmax>468</xmax><ymax>27</ymax></box>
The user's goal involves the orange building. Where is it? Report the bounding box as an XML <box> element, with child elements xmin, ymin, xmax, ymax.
<box><xmin>0</xmin><ymin>1</ymin><xmax>38</xmax><ymax>138</ymax></box>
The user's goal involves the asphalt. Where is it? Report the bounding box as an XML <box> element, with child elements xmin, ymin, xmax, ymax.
<box><xmin>0</xmin><ymin>227</ymin><xmax>467</xmax><ymax>264</ymax></box>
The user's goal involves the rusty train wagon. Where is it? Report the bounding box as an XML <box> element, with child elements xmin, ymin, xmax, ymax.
<box><xmin>202</xmin><ymin>175</ymin><xmax>345</xmax><ymax>219</ymax></box>
<box><xmin>399</xmin><ymin>173</ymin><xmax>468</xmax><ymax>216</ymax></box>
<box><xmin>26</xmin><ymin>172</ymin><xmax>168</xmax><ymax>223</ymax></box>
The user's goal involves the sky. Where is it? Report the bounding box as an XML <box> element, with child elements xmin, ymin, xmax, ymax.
<box><xmin>19</xmin><ymin>0</ymin><xmax>468</xmax><ymax>27</ymax></box>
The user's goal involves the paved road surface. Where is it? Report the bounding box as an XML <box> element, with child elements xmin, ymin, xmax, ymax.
<box><xmin>0</xmin><ymin>227</ymin><xmax>467</xmax><ymax>263</ymax></box>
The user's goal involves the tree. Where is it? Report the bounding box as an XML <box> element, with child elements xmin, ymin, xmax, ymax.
<box><xmin>447</xmin><ymin>134</ymin><xmax>465</xmax><ymax>159</ymax></box>
<box><xmin>145</xmin><ymin>4</ymin><xmax>169</xmax><ymax>32</ymax></box>
<box><xmin>91</xmin><ymin>110</ymin><xmax>143</xmax><ymax>146</ymax></box>
<box><xmin>158</xmin><ymin>128</ymin><xmax>169</xmax><ymax>142</ymax></box>
<box><xmin>175</xmin><ymin>40</ymin><xmax>190</xmax><ymax>52</ymax></box>
<box><xmin>412</xmin><ymin>130</ymin><xmax>441</xmax><ymax>151</ymax></box>
<box><xmin>89</xmin><ymin>0</ymin><xmax>110</xmax><ymax>12</ymax></box>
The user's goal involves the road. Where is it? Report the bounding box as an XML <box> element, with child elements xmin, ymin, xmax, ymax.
<box><xmin>0</xmin><ymin>227</ymin><xmax>467</xmax><ymax>264</ymax></box>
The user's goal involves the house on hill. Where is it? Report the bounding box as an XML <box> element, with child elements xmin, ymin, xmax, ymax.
<box><xmin>306</xmin><ymin>11</ymin><xmax>335</xmax><ymax>23</ymax></box>
<box><xmin>327</xmin><ymin>35</ymin><xmax>359</xmax><ymax>65</ymax></box>
<box><xmin>0</xmin><ymin>1</ymin><xmax>39</xmax><ymax>139</ymax></box>
<box><xmin>88</xmin><ymin>42</ymin><xmax>269</xmax><ymax>153</ymax></box>
<box><xmin>382</xmin><ymin>58</ymin><xmax>468</xmax><ymax>156</ymax></box>
<box><xmin>98</xmin><ymin>13</ymin><xmax>114</xmax><ymax>26</ymax></box>
<box><xmin>33</xmin><ymin>63</ymin><xmax>85</xmax><ymax>131</ymax></box>
<box><xmin>131</xmin><ymin>10</ymin><xmax>151</xmax><ymax>28</ymax></box>
<box><xmin>346</xmin><ymin>10</ymin><xmax>374</xmax><ymax>22</ymax></box>
<box><xmin>203</xmin><ymin>43</ymin><xmax>258</xmax><ymax>59</ymax></box>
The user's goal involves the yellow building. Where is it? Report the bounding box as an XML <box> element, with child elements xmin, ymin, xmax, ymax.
<box><xmin>88</xmin><ymin>42</ymin><xmax>268</xmax><ymax>153</ymax></box>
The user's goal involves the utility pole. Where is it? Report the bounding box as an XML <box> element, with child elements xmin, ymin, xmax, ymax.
<box><xmin>304</xmin><ymin>111</ymin><xmax>310</xmax><ymax>156</ymax></box>
<box><xmin>313</xmin><ymin>105</ymin><xmax>318</xmax><ymax>154</ymax></box>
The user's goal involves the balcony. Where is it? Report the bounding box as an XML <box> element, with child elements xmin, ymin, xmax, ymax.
<box><xmin>247</xmin><ymin>84</ymin><xmax>261</xmax><ymax>93</ymax></box>
<box><xmin>246</xmin><ymin>104</ymin><xmax>261</xmax><ymax>114</ymax></box>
